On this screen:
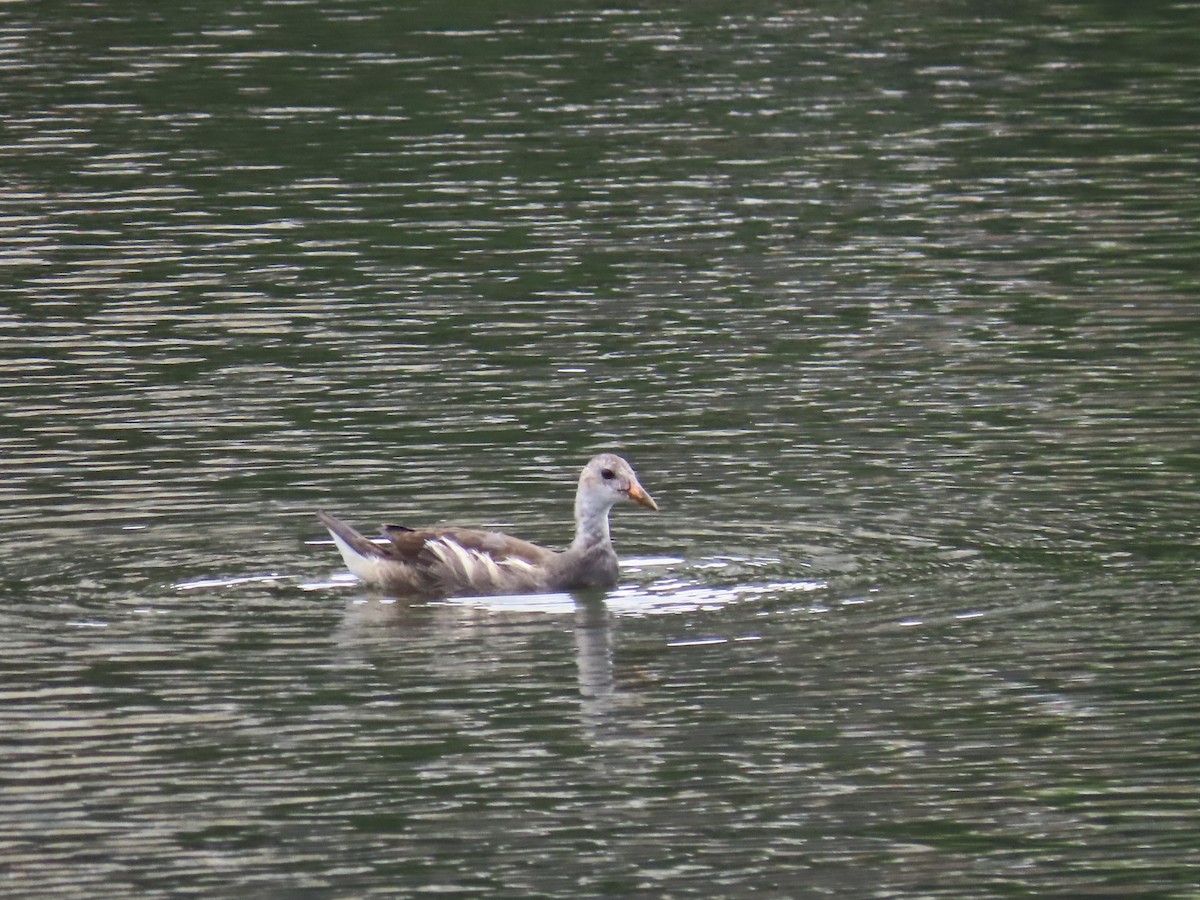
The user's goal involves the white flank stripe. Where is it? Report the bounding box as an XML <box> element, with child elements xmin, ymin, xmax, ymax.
<box><xmin>427</xmin><ymin>537</ymin><xmax>535</xmax><ymax>588</ymax></box>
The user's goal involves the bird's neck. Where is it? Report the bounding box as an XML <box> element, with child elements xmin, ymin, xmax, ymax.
<box><xmin>570</xmin><ymin>486</ymin><xmax>613</xmax><ymax>552</ymax></box>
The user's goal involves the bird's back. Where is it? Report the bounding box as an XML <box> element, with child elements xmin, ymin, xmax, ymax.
<box><xmin>379</xmin><ymin>524</ymin><xmax>557</xmax><ymax>596</ymax></box>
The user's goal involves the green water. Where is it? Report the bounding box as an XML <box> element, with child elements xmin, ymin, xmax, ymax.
<box><xmin>2</xmin><ymin>1</ymin><xmax>1198</xmax><ymax>896</ymax></box>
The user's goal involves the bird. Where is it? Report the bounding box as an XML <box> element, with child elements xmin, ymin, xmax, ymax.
<box><xmin>316</xmin><ymin>453</ymin><xmax>658</xmax><ymax>598</ymax></box>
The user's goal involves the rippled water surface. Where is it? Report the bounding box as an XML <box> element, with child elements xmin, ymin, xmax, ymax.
<box><xmin>3</xmin><ymin>1</ymin><xmax>1199</xmax><ymax>896</ymax></box>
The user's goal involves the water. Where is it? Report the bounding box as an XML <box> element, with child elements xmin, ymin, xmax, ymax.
<box><xmin>3</xmin><ymin>1</ymin><xmax>1199</xmax><ymax>896</ymax></box>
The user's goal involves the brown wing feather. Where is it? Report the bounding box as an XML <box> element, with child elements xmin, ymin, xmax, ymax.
<box><xmin>380</xmin><ymin>525</ymin><xmax>556</xmax><ymax>568</ymax></box>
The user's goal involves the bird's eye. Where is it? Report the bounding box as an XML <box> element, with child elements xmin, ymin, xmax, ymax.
<box><xmin>600</xmin><ymin>468</ymin><xmax>615</xmax><ymax>480</ymax></box>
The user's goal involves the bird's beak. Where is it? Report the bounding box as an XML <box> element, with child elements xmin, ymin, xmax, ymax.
<box><xmin>626</xmin><ymin>481</ymin><xmax>658</xmax><ymax>511</ymax></box>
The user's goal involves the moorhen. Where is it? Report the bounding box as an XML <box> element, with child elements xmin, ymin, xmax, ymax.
<box><xmin>317</xmin><ymin>453</ymin><xmax>657</xmax><ymax>597</ymax></box>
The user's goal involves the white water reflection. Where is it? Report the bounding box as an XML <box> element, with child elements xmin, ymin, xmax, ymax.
<box><xmin>317</xmin><ymin>555</ymin><xmax>832</xmax><ymax>751</ymax></box>
<box><xmin>573</xmin><ymin>599</ymin><xmax>614</xmax><ymax>702</ymax></box>
<box><xmin>175</xmin><ymin>572</ymin><xmax>295</xmax><ymax>591</ymax></box>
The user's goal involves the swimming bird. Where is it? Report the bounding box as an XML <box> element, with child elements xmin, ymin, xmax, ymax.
<box><xmin>317</xmin><ymin>453</ymin><xmax>658</xmax><ymax>598</ymax></box>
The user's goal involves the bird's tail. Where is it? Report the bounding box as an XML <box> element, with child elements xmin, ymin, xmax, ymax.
<box><xmin>317</xmin><ymin>510</ymin><xmax>383</xmax><ymax>557</ymax></box>
<box><xmin>317</xmin><ymin>510</ymin><xmax>399</xmax><ymax>586</ymax></box>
